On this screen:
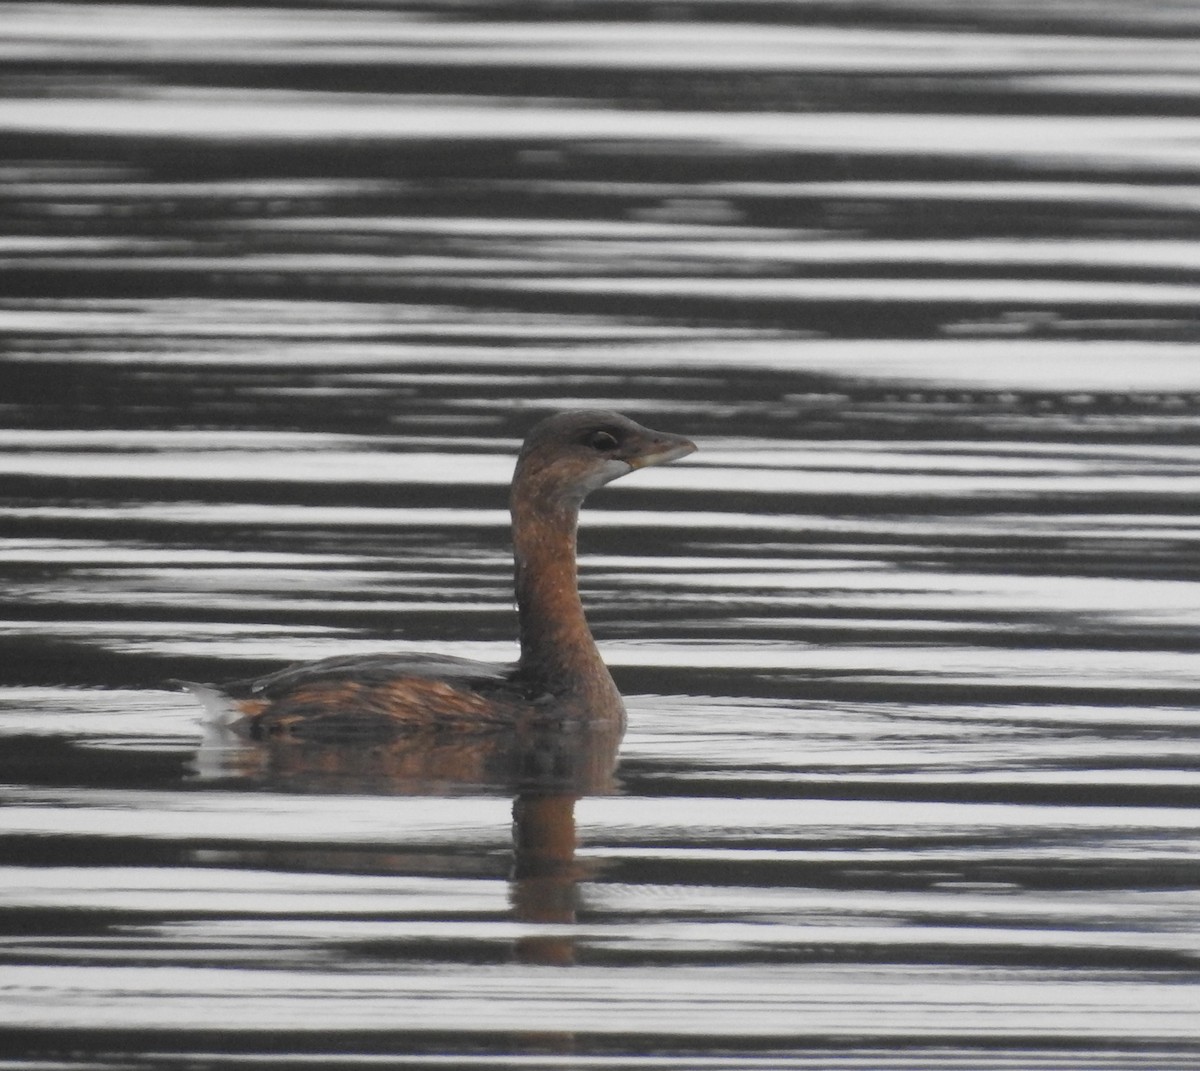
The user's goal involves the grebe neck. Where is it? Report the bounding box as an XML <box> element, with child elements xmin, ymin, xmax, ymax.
<box><xmin>510</xmin><ymin>493</ymin><xmax>620</xmax><ymax>712</ymax></box>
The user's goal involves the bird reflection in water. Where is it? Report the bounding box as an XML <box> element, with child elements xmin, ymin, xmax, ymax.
<box><xmin>194</xmin><ymin>713</ymin><xmax>621</xmax><ymax>968</ymax></box>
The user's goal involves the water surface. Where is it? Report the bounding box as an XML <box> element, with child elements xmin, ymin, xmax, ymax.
<box><xmin>1</xmin><ymin>2</ymin><xmax>1199</xmax><ymax>1068</ymax></box>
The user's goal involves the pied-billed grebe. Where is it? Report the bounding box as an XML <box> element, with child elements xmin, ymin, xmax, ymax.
<box><xmin>184</xmin><ymin>410</ymin><xmax>695</xmax><ymax>737</ymax></box>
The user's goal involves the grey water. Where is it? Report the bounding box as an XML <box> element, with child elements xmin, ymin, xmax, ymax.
<box><xmin>2</xmin><ymin>1</ymin><xmax>1200</xmax><ymax>1068</ymax></box>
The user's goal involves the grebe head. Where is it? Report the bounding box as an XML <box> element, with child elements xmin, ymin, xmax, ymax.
<box><xmin>514</xmin><ymin>410</ymin><xmax>696</xmax><ymax>506</ymax></box>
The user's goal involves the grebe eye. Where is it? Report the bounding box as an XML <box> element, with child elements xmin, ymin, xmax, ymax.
<box><xmin>585</xmin><ymin>430</ymin><xmax>620</xmax><ymax>452</ymax></box>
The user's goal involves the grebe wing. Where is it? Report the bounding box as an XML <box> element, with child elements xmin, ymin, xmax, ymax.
<box><xmin>229</xmin><ymin>651</ymin><xmax>513</xmax><ymax>699</ymax></box>
<box><xmin>179</xmin><ymin>651</ymin><xmax>528</xmax><ymax>738</ymax></box>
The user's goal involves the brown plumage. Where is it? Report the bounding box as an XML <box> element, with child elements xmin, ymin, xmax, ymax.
<box><xmin>182</xmin><ymin>410</ymin><xmax>696</xmax><ymax>738</ymax></box>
